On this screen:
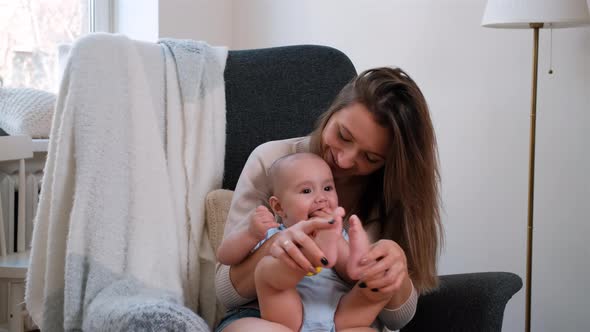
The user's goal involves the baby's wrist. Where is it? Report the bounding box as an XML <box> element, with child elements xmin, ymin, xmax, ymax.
<box><xmin>246</xmin><ymin>228</ymin><xmax>265</xmax><ymax>243</ymax></box>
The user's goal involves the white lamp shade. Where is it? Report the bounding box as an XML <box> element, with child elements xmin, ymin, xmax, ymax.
<box><xmin>482</xmin><ymin>0</ymin><xmax>590</xmax><ymax>28</ymax></box>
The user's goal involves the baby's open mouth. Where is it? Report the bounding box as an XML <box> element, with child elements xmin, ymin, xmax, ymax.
<box><xmin>308</xmin><ymin>207</ymin><xmax>329</xmax><ymax>219</ymax></box>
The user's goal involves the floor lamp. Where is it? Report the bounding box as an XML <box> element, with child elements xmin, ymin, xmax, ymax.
<box><xmin>481</xmin><ymin>1</ymin><xmax>590</xmax><ymax>331</ymax></box>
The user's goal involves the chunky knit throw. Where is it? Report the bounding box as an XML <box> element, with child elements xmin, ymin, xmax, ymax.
<box><xmin>0</xmin><ymin>88</ymin><xmax>55</xmax><ymax>138</ymax></box>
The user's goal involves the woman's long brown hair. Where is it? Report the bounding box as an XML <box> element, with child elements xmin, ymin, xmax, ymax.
<box><xmin>309</xmin><ymin>67</ymin><xmax>443</xmax><ymax>293</ymax></box>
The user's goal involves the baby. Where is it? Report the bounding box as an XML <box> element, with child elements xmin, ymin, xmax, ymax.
<box><xmin>217</xmin><ymin>152</ymin><xmax>390</xmax><ymax>331</ymax></box>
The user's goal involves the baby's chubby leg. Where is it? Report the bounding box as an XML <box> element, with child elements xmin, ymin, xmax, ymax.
<box><xmin>334</xmin><ymin>284</ymin><xmax>391</xmax><ymax>330</ymax></box>
<box><xmin>334</xmin><ymin>215</ymin><xmax>388</xmax><ymax>330</ymax></box>
<box><xmin>312</xmin><ymin>207</ymin><xmax>345</xmax><ymax>269</ymax></box>
<box><xmin>346</xmin><ymin>214</ymin><xmax>372</xmax><ymax>280</ymax></box>
<box><xmin>255</xmin><ymin>255</ymin><xmax>305</xmax><ymax>331</ymax></box>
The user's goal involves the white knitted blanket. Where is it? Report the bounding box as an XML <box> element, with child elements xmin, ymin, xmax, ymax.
<box><xmin>25</xmin><ymin>33</ymin><xmax>227</xmax><ymax>331</ymax></box>
<box><xmin>0</xmin><ymin>88</ymin><xmax>55</xmax><ymax>138</ymax></box>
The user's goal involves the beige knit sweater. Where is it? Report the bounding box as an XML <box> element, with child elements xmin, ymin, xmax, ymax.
<box><xmin>215</xmin><ymin>137</ymin><xmax>417</xmax><ymax>330</ymax></box>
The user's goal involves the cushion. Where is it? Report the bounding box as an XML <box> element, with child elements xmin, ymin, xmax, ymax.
<box><xmin>205</xmin><ymin>189</ymin><xmax>234</xmax><ymax>254</ymax></box>
<box><xmin>204</xmin><ymin>189</ymin><xmax>234</xmax><ymax>326</ymax></box>
<box><xmin>222</xmin><ymin>45</ymin><xmax>356</xmax><ymax>190</ymax></box>
<box><xmin>0</xmin><ymin>88</ymin><xmax>56</xmax><ymax>138</ymax></box>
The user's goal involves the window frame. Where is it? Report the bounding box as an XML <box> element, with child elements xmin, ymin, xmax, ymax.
<box><xmin>91</xmin><ymin>0</ymin><xmax>113</xmax><ymax>32</ymax></box>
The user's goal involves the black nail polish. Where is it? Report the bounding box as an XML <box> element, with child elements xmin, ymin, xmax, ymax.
<box><xmin>321</xmin><ymin>257</ymin><xmax>329</xmax><ymax>266</ymax></box>
<box><xmin>359</xmin><ymin>282</ymin><xmax>367</xmax><ymax>288</ymax></box>
<box><xmin>328</xmin><ymin>219</ymin><xmax>335</xmax><ymax>224</ymax></box>
<box><xmin>371</xmin><ymin>288</ymin><xmax>379</xmax><ymax>292</ymax></box>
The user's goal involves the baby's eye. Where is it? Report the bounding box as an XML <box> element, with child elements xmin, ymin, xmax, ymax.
<box><xmin>324</xmin><ymin>186</ymin><xmax>333</xmax><ymax>192</ymax></box>
<box><xmin>301</xmin><ymin>188</ymin><xmax>312</xmax><ymax>194</ymax></box>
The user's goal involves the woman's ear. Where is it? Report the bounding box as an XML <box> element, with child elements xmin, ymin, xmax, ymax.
<box><xmin>269</xmin><ymin>196</ymin><xmax>286</xmax><ymax>218</ymax></box>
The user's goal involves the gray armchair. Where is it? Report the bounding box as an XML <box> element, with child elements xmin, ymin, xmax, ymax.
<box><xmin>221</xmin><ymin>45</ymin><xmax>523</xmax><ymax>332</ymax></box>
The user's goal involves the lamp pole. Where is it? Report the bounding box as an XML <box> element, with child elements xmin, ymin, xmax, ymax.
<box><xmin>525</xmin><ymin>22</ymin><xmax>543</xmax><ymax>332</ymax></box>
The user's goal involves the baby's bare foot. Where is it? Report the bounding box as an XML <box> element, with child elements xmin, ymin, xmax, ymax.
<box><xmin>313</xmin><ymin>208</ymin><xmax>344</xmax><ymax>269</ymax></box>
<box><xmin>347</xmin><ymin>214</ymin><xmax>371</xmax><ymax>280</ymax></box>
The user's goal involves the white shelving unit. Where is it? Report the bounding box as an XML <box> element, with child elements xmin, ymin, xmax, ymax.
<box><xmin>31</xmin><ymin>139</ymin><xmax>49</xmax><ymax>153</ymax></box>
<box><xmin>0</xmin><ymin>252</ymin><xmax>29</xmax><ymax>332</ymax></box>
<box><xmin>0</xmin><ymin>136</ymin><xmax>42</xmax><ymax>332</ymax></box>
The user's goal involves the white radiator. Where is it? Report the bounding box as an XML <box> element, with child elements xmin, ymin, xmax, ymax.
<box><xmin>0</xmin><ymin>172</ymin><xmax>41</xmax><ymax>256</ymax></box>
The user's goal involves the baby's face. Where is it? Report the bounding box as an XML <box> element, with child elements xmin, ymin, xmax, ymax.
<box><xmin>275</xmin><ymin>157</ymin><xmax>338</xmax><ymax>227</ymax></box>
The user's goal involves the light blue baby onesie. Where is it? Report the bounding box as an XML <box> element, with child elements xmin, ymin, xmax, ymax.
<box><xmin>256</xmin><ymin>226</ymin><xmax>351</xmax><ymax>332</ymax></box>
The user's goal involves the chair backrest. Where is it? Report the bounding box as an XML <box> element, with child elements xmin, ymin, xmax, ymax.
<box><xmin>223</xmin><ymin>45</ymin><xmax>357</xmax><ymax>189</ymax></box>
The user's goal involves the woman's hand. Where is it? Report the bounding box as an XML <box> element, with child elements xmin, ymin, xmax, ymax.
<box><xmin>356</xmin><ymin>239</ymin><xmax>412</xmax><ymax>303</ymax></box>
<box><xmin>269</xmin><ymin>208</ymin><xmax>343</xmax><ymax>274</ymax></box>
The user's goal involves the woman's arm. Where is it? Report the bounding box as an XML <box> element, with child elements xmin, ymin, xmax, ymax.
<box><xmin>384</xmin><ymin>275</ymin><xmax>414</xmax><ymax>309</ymax></box>
<box><xmin>357</xmin><ymin>239</ymin><xmax>418</xmax><ymax>329</ymax></box>
<box><xmin>379</xmin><ymin>280</ymin><xmax>417</xmax><ymax>330</ymax></box>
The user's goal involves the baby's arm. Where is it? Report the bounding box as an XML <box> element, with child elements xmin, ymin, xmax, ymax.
<box><xmin>217</xmin><ymin>206</ymin><xmax>279</xmax><ymax>265</ymax></box>
<box><xmin>217</xmin><ymin>228</ymin><xmax>260</xmax><ymax>265</ymax></box>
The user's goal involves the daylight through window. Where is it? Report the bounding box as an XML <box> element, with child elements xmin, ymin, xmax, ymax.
<box><xmin>0</xmin><ymin>0</ymin><xmax>91</xmax><ymax>91</ymax></box>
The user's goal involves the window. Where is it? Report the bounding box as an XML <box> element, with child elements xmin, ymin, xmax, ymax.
<box><xmin>0</xmin><ymin>0</ymin><xmax>112</xmax><ymax>91</ymax></box>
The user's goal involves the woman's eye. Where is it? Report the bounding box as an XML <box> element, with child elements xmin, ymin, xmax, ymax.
<box><xmin>324</xmin><ymin>186</ymin><xmax>333</xmax><ymax>191</ymax></box>
<box><xmin>301</xmin><ymin>188</ymin><xmax>312</xmax><ymax>194</ymax></box>
<box><xmin>338</xmin><ymin>130</ymin><xmax>351</xmax><ymax>142</ymax></box>
<box><xmin>365</xmin><ymin>154</ymin><xmax>379</xmax><ymax>164</ymax></box>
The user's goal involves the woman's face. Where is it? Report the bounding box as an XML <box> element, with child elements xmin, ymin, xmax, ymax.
<box><xmin>321</xmin><ymin>103</ymin><xmax>392</xmax><ymax>178</ymax></box>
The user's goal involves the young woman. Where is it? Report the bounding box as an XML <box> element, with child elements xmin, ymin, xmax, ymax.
<box><xmin>215</xmin><ymin>67</ymin><xmax>442</xmax><ymax>332</ymax></box>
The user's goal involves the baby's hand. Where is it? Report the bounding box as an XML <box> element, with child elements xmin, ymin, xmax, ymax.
<box><xmin>249</xmin><ymin>206</ymin><xmax>279</xmax><ymax>241</ymax></box>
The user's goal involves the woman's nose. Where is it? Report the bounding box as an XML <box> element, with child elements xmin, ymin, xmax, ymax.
<box><xmin>336</xmin><ymin>149</ymin><xmax>356</xmax><ymax>169</ymax></box>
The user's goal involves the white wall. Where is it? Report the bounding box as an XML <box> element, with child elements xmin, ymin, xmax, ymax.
<box><xmin>159</xmin><ymin>0</ymin><xmax>232</xmax><ymax>46</ymax></box>
<box><xmin>114</xmin><ymin>0</ymin><xmax>232</xmax><ymax>45</ymax></box>
<box><xmin>231</xmin><ymin>1</ymin><xmax>590</xmax><ymax>331</ymax></box>
<box><xmin>114</xmin><ymin>0</ymin><xmax>159</xmax><ymax>41</ymax></box>
<box><xmin>117</xmin><ymin>0</ymin><xmax>590</xmax><ymax>331</ymax></box>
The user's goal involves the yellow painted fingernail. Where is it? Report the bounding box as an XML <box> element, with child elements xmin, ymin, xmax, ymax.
<box><xmin>306</xmin><ymin>267</ymin><xmax>322</xmax><ymax>276</ymax></box>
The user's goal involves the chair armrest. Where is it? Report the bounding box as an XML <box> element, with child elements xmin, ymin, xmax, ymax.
<box><xmin>401</xmin><ymin>272</ymin><xmax>522</xmax><ymax>332</ymax></box>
